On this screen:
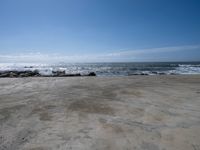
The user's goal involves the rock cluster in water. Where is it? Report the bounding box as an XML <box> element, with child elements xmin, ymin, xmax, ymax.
<box><xmin>0</xmin><ymin>70</ymin><xmax>96</xmax><ymax>78</ymax></box>
<box><xmin>128</xmin><ymin>71</ymin><xmax>176</xmax><ymax>76</ymax></box>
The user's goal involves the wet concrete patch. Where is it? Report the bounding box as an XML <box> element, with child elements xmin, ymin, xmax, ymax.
<box><xmin>28</xmin><ymin>147</ymin><xmax>47</xmax><ymax>150</ymax></box>
<box><xmin>68</xmin><ymin>99</ymin><xmax>114</xmax><ymax>115</ymax></box>
<box><xmin>118</xmin><ymin>88</ymin><xmax>142</xmax><ymax>97</ymax></box>
<box><xmin>141</xmin><ymin>141</ymin><xmax>160</xmax><ymax>150</ymax></box>
<box><xmin>30</xmin><ymin>105</ymin><xmax>55</xmax><ymax>121</ymax></box>
<box><xmin>0</xmin><ymin>105</ymin><xmax>25</xmax><ymax>122</ymax></box>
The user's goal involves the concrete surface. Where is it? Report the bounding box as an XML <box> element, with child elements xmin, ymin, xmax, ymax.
<box><xmin>0</xmin><ymin>75</ymin><xmax>200</xmax><ymax>150</ymax></box>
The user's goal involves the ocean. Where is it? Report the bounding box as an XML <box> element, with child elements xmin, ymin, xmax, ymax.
<box><xmin>0</xmin><ymin>62</ymin><xmax>200</xmax><ymax>76</ymax></box>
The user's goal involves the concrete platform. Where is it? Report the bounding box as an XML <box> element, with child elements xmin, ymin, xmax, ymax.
<box><xmin>0</xmin><ymin>75</ymin><xmax>200</xmax><ymax>150</ymax></box>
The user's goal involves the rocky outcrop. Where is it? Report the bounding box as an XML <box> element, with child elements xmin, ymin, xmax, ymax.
<box><xmin>0</xmin><ymin>70</ymin><xmax>41</xmax><ymax>78</ymax></box>
<box><xmin>0</xmin><ymin>70</ymin><xmax>96</xmax><ymax>78</ymax></box>
<box><xmin>52</xmin><ymin>70</ymin><xmax>66</xmax><ymax>76</ymax></box>
<box><xmin>87</xmin><ymin>72</ymin><xmax>96</xmax><ymax>76</ymax></box>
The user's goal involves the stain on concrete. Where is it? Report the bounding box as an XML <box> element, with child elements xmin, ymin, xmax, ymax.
<box><xmin>31</xmin><ymin>106</ymin><xmax>53</xmax><ymax>121</ymax></box>
<box><xmin>0</xmin><ymin>105</ymin><xmax>25</xmax><ymax>122</ymax></box>
<box><xmin>141</xmin><ymin>141</ymin><xmax>160</xmax><ymax>150</ymax></box>
<box><xmin>192</xmin><ymin>144</ymin><xmax>200</xmax><ymax>150</ymax></box>
<box><xmin>119</xmin><ymin>88</ymin><xmax>142</xmax><ymax>97</ymax></box>
<box><xmin>68</xmin><ymin>99</ymin><xmax>114</xmax><ymax>115</ymax></box>
<box><xmin>28</xmin><ymin>147</ymin><xmax>47</xmax><ymax>150</ymax></box>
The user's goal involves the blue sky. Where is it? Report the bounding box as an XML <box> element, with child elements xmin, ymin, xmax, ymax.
<box><xmin>0</xmin><ymin>0</ymin><xmax>200</xmax><ymax>62</ymax></box>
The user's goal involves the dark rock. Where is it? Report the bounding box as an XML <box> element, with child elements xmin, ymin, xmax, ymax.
<box><xmin>0</xmin><ymin>70</ymin><xmax>96</xmax><ymax>78</ymax></box>
<box><xmin>24</xmin><ymin>66</ymin><xmax>33</xmax><ymax>68</ymax></box>
<box><xmin>0</xmin><ymin>72</ymin><xmax>10</xmax><ymax>78</ymax></box>
<box><xmin>64</xmin><ymin>73</ymin><xmax>81</xmax><ymax>77</ymax></box>
<box><xmin>9</xmin><ymin>72</ymin><xmax>18</xmax><ymax>77</ymax></box>
<box><xmin>128</xmin><ymin>72</ymin><xmax>149</xmax><ymax>76</ymax></box>
<box><xmin>152</xmin><ymin>71</ymin><xmax>158</xmax><ymax>74</ymax></box>
<box><xmin>170</xmin><ymin>73</ymin><xmax>176</xmax><ymax>75</ymax></box>
<box><xmin>0</xmin><ymin>70</ymin><xmax>41</xmax><ymax>78</ymax></box>
<box><xmin>52</xmin><ymin>70</ymin><xmax>66</xmax><ymax>76</ymax></box>
<box><xmin>19</xmin><ymin>73</ymin><xmax>28</xmax><ymax>77</ymax></box>
<box><xmin>17</xmin><ymin>70</ymin><xmax>38</xmax><ymax>77</ymax></box>
<box><xmin>33</xmin><ymin>70</ymin><xmax>40</xmax><ymax>76</ymax></box>
<box><xmin>158</xmin><ymin>72</ymin><xmax>166</xmax><ymax>75</ymax></box>
<box><xmin>88</xmin><ymin>72</ymin><xmax>96</xmax><ymax>76</ymax></box>
<box><xmin>141</xmin><ymin>73</ymin><xmax>149</xmax><ymax>75</ymax></box>
<box><xmin>128</xmin><ymin>73</ymin><xmax>140</xmax><ymax>76</ymax></box>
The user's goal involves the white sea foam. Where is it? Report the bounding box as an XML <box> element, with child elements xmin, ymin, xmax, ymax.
<box><xmin>168</xmin><ymin>64</ymin><xmax>200</xmax><ymax>75</ymax></box>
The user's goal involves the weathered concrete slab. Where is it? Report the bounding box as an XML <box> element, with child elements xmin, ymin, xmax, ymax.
<box><xmin>0</xmin><ymin>75</ymin><xmax>200</xmax><ymax>150</ymax></box>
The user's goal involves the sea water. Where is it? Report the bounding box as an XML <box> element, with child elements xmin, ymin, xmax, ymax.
<box><xmin>0</xmin><ymin>62</ymin><xmax>200</xmax><ymax>76</ymax></box>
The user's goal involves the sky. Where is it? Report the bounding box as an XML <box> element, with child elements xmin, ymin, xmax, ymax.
<box><xmin>0</xmin><ymin>0</ymin><xmax>200</xmax><ymax>62</ymax></box>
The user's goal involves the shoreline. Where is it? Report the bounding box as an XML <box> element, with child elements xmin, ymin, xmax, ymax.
<box><xmin>1</xmin><ymin>70</ymin><xmax>200</xmax><ymax>78</ymax></box>
<box><xmin>1</xmin><ymin>62</ymin><xmax>200</xmax><ymax>77</ymax></box>
<box><xmin>0</xmin><ymin>70</ymin><xmax>96</xmax><ymax>78</ymax></box>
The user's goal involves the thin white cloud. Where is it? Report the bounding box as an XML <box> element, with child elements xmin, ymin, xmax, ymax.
<box><xmin>0</xmin><ymin>44</ymin><xmax>199</xmax><ymax>63</ymax></box>
<box><xmin>106</xmin><ymin>45</ymin><xmax>200</xmax><ymax>57</ymax></box>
